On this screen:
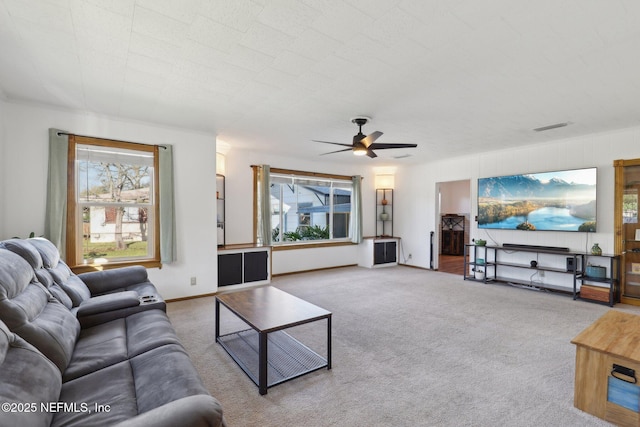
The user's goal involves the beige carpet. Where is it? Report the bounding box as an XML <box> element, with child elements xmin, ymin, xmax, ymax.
<box><xmin>167</xmin><ymin>266</ymin><xmax>640</xmax><ymax>426</ymax></box>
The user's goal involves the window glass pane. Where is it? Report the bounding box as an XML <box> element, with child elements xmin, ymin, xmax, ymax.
<box><xmin>282</xmin><ymin>183</ymin><xmax>302</xmax><ymax>240</ymax></box>
<box><xmin>623</xmin><ymin>190</ymin><xmax>638</xmax><ymax>224</ymax></box>
<box><xmin>269</xmin><ymin>174</ymin><xmax>352</xmax><ymax>244</ymax></box>
<box><xmin>333</xmin><ymin>185</ymin><xmax>352</xmax><ymax>238</ymax></box>
<box><xmin>75</xmin><ymin>142</ymin><xmax>155</xmax><ymax>265</ymax></box>
<box><xmin>81</xmin><ymin>206</ymin><xmax>151</xmax><ymax>262</ymax></box>
<box><xmin>77</xmin><ymin>144</ymin><xmax>153</xmax><ymax>204</ymax></box>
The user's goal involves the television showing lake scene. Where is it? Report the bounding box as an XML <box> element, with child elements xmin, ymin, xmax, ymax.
<box><xmin>478</xmin><ymin>167</ymin><xmax>597</xmax><ymax>232</ymax></box>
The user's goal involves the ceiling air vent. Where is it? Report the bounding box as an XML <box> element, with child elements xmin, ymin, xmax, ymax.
<box><xmin>533</xmin><ymin>122</ymin><xmax>570</xmax><ymax>132</ymax></box>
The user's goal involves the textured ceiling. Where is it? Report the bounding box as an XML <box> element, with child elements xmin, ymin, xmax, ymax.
<box><xmin>1</xmin><ymin>0</ymin><xmax>640</xmax><ymax>164</ymax></box>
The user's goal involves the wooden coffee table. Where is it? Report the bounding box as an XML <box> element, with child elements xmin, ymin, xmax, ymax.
<box><xmin>215</xmin><ymin>286</ymin><xmax>332</xmax><ymax>395</ymax></box>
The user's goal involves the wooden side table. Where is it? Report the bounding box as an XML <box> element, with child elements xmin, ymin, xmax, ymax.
<box><xmin>571</xmin><ymin>310</ymin><xmax>640</xmax><ymax>426</ymax></box>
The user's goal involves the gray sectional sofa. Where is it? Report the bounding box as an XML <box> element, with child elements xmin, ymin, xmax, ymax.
<box><xmin>0</xmin><ymin>238</ymin><xmax>225</xmax><ymax>427</ymax></box>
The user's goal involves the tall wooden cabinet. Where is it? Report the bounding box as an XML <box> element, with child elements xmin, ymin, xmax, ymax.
<box><xmin>441</xmin><ymin>215</ymin><xmax>465</xmax><ymax>255</ymax></box>
<box><xmin>614</xmin><ymin>158</ymin><xmax>640</xmax><ymax>305</ymax></box>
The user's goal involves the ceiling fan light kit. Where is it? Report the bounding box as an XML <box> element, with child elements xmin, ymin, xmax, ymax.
<box><xmin>313</xmin><ymin>117</ymin><xmax>417</xmax><ymax>159</ymax></box>
<box><xmin>353</xmin><ymin>146</ymin><xmax>367</xmax><ymax>156</ymax></box>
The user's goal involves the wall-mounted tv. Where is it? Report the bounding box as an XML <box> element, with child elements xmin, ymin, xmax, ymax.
<box><xmin>478</xmin><ymin>167</ymin><xmax>597</xmax><ymax>232</ymax></box>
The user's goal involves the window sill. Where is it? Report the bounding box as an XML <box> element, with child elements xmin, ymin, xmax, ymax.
<box><xmin>70</xmin><ymin>259</ymin><xmax>161</xmax><ymax>274</ymax></box>
<box><xmin>272</xmin><ymin>240</ymin><xmax>356</xmax><ymax>251</ymax></box>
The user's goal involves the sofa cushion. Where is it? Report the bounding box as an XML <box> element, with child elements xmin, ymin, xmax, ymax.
<box><xmin>28</xmin><ymin>237</ymin><xmax>61</xmax><ymax>268</ymax></box>
<box><xmin>0</xmin><ymin>238</ymin><xmax>43</xmax><ymax>269</ymax></box>
<box><xmin>0</xmin><ymin>248</ymin><xmax>36</xmax><ymax>298</ymax></box>
<box><xmin>50</xmin><ymin>265</ymin><xmax>92</xmax><ymax>306</ymax></box>
<box><xmin>55</xmin><ymin>358</ymin><xmax>138</xmax><ymax>426</ymax></box>
<box><xmin>63</xmin><ymin>309</ymin><xmax>182</xmax><ymax>382</ymax></box>
<box><xmin>28</xmin><ymin>238</ymin><xmax>92</xmax><ymax>306</ymax></box>
<box><xmin>0</xmin><ymin>249</ymin><xmax>80</xmax><ymax>372</ymax></box>
<box><xmin>0</xmin><ymin>320</ymin><xmax>62</xmax><ymax>427</ymax></box>
<box><xmin>55</xmin><ymin>344</ymin><xmax>211</xmax><ymax>427</ymax></box>
<box><xmin>112</xmin><ymin>395</ymin><xmax>226</xmax><ymax>427</ymax></box>
<box><xmin>0</xmin><ymin>238</ymin><xmax>75</xmax><ymax>309</ymax></box>
<box><xmin>76</xmin><ymin>291</ymin><xmax>140</xmax><ymax>317</ymax></box>
<box><xmin>79</xmin><ymin>266</ymin><xmax>149</xmax><ymax>295</ymax></box>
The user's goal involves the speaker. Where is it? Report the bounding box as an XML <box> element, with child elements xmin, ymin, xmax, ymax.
<box><xmin>566</xmin><ymin>257</ymin><xmax>575</xmax><ymax>272</ymax></box>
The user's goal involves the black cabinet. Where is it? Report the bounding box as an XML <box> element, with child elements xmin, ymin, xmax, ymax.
<box><xmin>244</xmin><ymin>250</ymin><xmax>269</xmax><ymax>282</ymax></box>
<box><xmin>218</xmin><ymin>246</ymin><xmax>271</xmax><ymax>287</ymax></box>
<box><xmin>218</xmin><ymin>253</ymin><xmax>243</xmax><ymax>286</ymax></box>
<box><xmin>374</xmin><ymin>241</ymin><xmax>397</xmax><ymax>265</ymax></box>
<box><xmin>359</xmin><ymin>237</ymin><xmax>399</xmax><ymax>268</ymax></box>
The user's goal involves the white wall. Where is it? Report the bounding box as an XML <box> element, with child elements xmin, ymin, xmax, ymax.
<box><xmin>0</xmin><ymin>101</ymin><xmax>218</xmax><ymax>300</ymax></box>
<box><xmin>396</xmin><ymin>127</ymin><xmax>640</xmax><ymax>270</ymax></box>
<box><xmin>223</xmin><ymin>147</ymin><xmax>376</xmax><ymax>275</ymax></box>
<box><xmin>439</xmin><ymin>180</ymin><xmax>470</xmax><ymax>215</ymax></box>
<box><xmin>5</xmin><ymin>98</ymin><xmax>640</xmax><ymax>292</ymax></box>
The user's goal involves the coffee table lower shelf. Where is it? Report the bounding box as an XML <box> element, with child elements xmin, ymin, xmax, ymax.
<box><xmin>218</xmin><ymin>329</ymin><xmax>328</xmax><ymax>390</ymax></box>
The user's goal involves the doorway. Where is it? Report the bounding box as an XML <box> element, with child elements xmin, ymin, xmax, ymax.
<box><xmin>435</xmin><ymin>180</ymin><xmax>471</xmax><ymax>275</ymax></box>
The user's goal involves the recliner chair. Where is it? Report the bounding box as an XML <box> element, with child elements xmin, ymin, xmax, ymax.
<box><xmin>1</xmin><ymin>238</ymin><xmax>165</xmax><ymax>328</ymax></box>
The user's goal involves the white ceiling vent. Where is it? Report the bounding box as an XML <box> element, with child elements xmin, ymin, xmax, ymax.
<box><xmin>533</xmin><ymin>122</ymin><xmax>570</xmax><ymax>132</ymax></box>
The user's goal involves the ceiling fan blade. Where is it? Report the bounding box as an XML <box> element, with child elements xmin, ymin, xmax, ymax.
<box><xmin>361</xmin><ymin>131</ymin><xmax>383</xmax><ymax>147</ymax></box>
<box><xmin>366</xmin><ymin>149</ymin><xmax>377</xmax><ymax>158</ymax></box>
<box><xmin>320</xmin><ymin>148</ymin><xmax>352</xmax><ymax>156</ymax></box>
<box><xmin>368</xmin><ymin>143</ymin><xmax>418</xmax><ymax>150</ymax></box>
<box><xmin>312</xmin><ymin>140</ymin><xmax>353</xmax><ymax>147</ymax></box>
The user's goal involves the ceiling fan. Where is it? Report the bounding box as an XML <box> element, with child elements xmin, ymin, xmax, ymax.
<box><xmin>313</xmin><ymin>117</ymin><xmax>417</xmax><ymax>158</ymax></box>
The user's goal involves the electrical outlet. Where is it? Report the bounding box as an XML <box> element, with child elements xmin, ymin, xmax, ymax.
<box><xmin>539</xmin><ymin>270</ymin><xmax>545</xmax><ymax>277</ymax></box>
<box><xmin>408</xmin><ymin>254</ymin><xmax>412</xmax><ymax>259</ymax></box>
<box><xmin>190</xmin><ymin>276</ymin><xmax>197</xmax><ymax>286</ymax></box>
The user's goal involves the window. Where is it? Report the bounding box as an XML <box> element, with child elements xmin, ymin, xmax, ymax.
<box><xmin>267</xmin><ymin>169</ymin><xmax>354</xmax><ymax>245</ymax></box>
<box><xmin>67</xmin><ymin>136</ymin><xmax>161</xmax><ymax>268</ymax></box>
<box><xmin>624</xmin><ymin>189</ymin><xmax>638</xmax><ymax>223</ymax></box>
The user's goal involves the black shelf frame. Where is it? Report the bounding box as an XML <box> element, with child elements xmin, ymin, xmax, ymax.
<box><xmin>216</xmin><ymin>174</ymin><xmax>225</xmax><ymax>247</ymax></box>
<box><xmin>576</xmin><ymin>254</ymin><xmax>621</xmax><ymax>307</ymax></box>
<box><xmin>463</xmin><ymin>244</ymin><xmax>620</xmax><ymax>306</ymax></box>
<box><xmin>375</xmin><ymin>188</ymin><xmax>393</xmax><ymax>238</ymax></box>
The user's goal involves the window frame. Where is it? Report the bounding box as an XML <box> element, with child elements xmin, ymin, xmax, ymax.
<box><xmin>67</xmin><ymin>135</ymin><xmax>161</xmax><ymax>271</ymax></box>
<box><xmin>253</xmin><ymin>166</ymin><xmax>357</xmax><ymax>250</ymax></box>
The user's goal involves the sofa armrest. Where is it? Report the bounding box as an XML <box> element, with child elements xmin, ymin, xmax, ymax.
<box><xmin>76</xmin><ymin>291</ymin><xmax>141</xmax><ymax>317</ymax></box>
<box><xmin>78</xmin><ymin>266</ymin><xmax>149</xmax><ymax>295</ymax></box>
<box><xmin>113</xmin><ymin>395</ymin><xmax>226</xmax><ymax>427</ymax></box>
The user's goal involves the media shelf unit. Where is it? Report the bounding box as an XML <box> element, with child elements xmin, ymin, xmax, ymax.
<box><xmin>463</xmin><ymin>244</ymin><xmax>619</xmax><ymax>306</ymax></box>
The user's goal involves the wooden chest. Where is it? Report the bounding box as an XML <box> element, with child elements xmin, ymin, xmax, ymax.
<box><xmin>572</xmin><ymin>311</ymin><xmax>640</xmax><ymax>426</ymax></box>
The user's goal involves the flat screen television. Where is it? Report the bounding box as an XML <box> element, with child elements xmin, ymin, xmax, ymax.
<box><xmin>478</xmin><ymin>167</ymin><xmax>597</xmax><ymax>232</ymax></box>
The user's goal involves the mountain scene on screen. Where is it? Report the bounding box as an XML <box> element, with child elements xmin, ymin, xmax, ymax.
<box><xmin>478</xmin><ymin>173</ymin><xmax>596</xmax><ymax>231</ymax></box>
